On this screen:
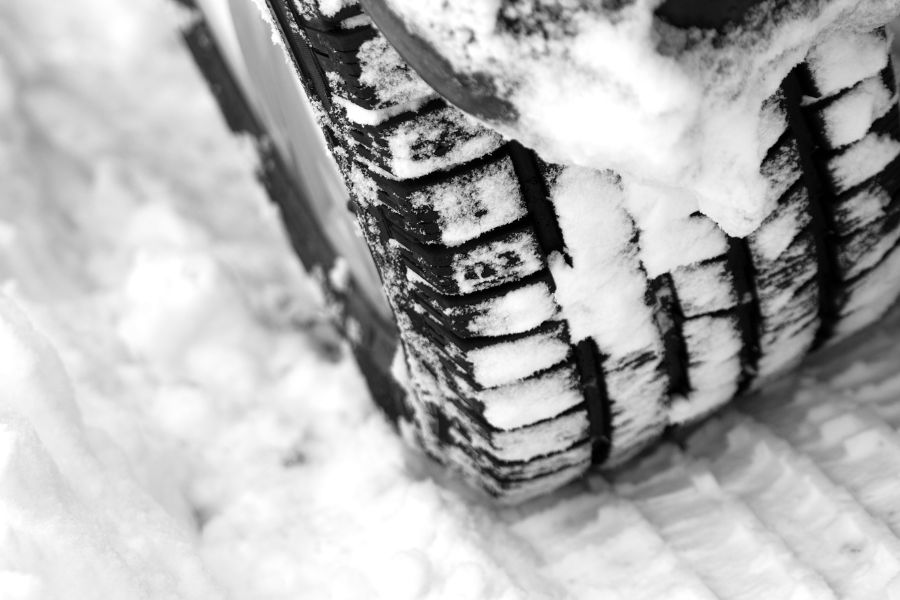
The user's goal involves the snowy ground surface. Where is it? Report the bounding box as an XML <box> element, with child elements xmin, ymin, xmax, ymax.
<box><xmin>5</xmin><ymin>1</ymin><xmax>900</xmax><ymax>599</ymax></box>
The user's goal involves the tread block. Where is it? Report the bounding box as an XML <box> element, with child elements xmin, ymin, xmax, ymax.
<box><xmin>340</xmin><ymin>33</ymin><xmax>436</xmax><ymax>113</ymax></box>
<box><xmin>461</xmin><ymin>322</ymin><xmax>572</xmax><ymax>389</ymax></box>
<box><xmin>752</xmin><ymin>230</ymin><xmax>820</xmax><ymax>379</ymax></box>
<box><xmin>761</xmin><ymin>132</ymin><xmax>802</xmax><ymax>206</ymax></box>
<box><xmin>409</xmin><ymin>275</ymin><xmax>559</xmax><ymax>339</ymax></box>
<box><xmin>837</xmin><ymin>206</ymin><xmax>900</xmax><ymax>280</ymax></box>
<box><xmin>756</xmin><ymin>289</ymin><xmax>819</xmax><ymax>380</ymax></box>
<box><xmin>315</xmin><ymin>35</ymin><xmax>437</xmax><ymax>115</ymax></box>
<box><xmin>831</xmin><ymin>179</ymin><xmax>894</xmax><ymax>235</ymax></box>
<box><xmin>669</xmin><ymin>258</ymin><xmax>738</xmax><ymax>318</ymax></box>
<box><xmin>402</xmin><ymin>346</ymin><xmax>592</xmax><ymax>495</ymax></box>
<box><xmin>414</xmin><ymin>345</ymin><xmax>589</xmax><ymax>438</ymax></box>
<box><xmin>749</xmin><ymin>183</ymin><xmax>813</xmax><ymax>271</ymax></box>
<box><xmin>401</xmin><ymin>226</ymin><xmax>545</xmax><ymax>296</ymax></box>
<box><xmin>601</xmin><ymin>350</ymin><xmax>669</xmax><ymax>463</ymax></box>
<box><xmin>754</xmin><ymin>230</ymin><xmax>819</xmax><ymax>304</ymax></box>
<box><xmin>477</xmin><ymin>362</ymin><xmax>585</xmax><ymax>431</ymax></box>
<box><xmin>633</xmin><ymin>211</ymin><xmax>731</xmax><ymax>277</ymax></box>
<box><xmin>824</xmin><ymin>109</ymin><xmax>900</xmax><ymax>195</ymax></box>
<box><xmin>378</xmin><ymin>152</ymin><xmax>528</xmax><ymax>247</ymax></box>
<box><xmin>403</xmin><ymin>314</ymin><xmax>572</xmax><ymax>390</ymax></box>
<box><xmin>349</xmin><ymin>105</ymin><xmax>504</xmax><ymax>179</ymax></box>
<box><xmin>804</xmin><ymin>27</ymin><xmax>889</xmax><ymax>99</ymax></box>
<box><xmin>667</xmin><ymin>315</ymin><xmax>742</xmax><ymax>424</ymax></box>
<box><xmin>836</xmin><ymin>239</ymin><xmax>900</xmax><ymax>337</ymax></box>
<box><xmin>807</xmin><ymin>69</ymin><xmax>896</xmax><ymax>150</ymax></box>
<box><xmin>758</xmin><ymin>91</ymin><xmax>788</xmax><ymax>156</ymax></box>
<box><xmin>464</xmin><ymin>410</ymin><xmax>591</xmax><ymax>464</ymax></box>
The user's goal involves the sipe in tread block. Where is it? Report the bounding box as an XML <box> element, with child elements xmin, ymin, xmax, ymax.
<box><xmin>187</xmin><ymin>0</ymin><xmax>900</xmax><ymax>501</ymax></box>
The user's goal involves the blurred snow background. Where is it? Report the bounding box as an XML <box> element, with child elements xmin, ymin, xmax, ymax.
<box><xmin>5</xmin><ymin>0</ymin><xmax>900</xmax><ymax>599</ymax></box>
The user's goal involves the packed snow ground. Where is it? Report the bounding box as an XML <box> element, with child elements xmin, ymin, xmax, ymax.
<box><xmin>5</xmin><ymin>0</ymin><xmax>900</xmax><ymax>599</ymax></box>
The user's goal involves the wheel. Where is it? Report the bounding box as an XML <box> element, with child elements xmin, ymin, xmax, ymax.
<box><xmin>177</xmin><ymin>0</ymin><xmax>900</xmax><ymax>501</ymax></box>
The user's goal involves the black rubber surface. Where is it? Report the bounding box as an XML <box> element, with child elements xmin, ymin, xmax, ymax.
<box><xmin>656</xmin><ymin>0</ymin><xmax>769</xmax><ymax>28</ymax></box>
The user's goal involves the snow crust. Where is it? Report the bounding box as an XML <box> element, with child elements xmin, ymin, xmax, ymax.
<box><xmin>383</xmin><ymin>0</ymin><xmax>900</xmax><ymax>236</ymax></box>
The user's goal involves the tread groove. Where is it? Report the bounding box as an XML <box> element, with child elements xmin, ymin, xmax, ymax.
<box><xmin>725</xmin><ymin>236</ymin><xmax>763</xmax><ymax>393</ymax></box>
<box><xmin>651</xmin><ymin>273</ymin><xmax>691</xmax><ymax>400</ymax></box>
<box><xmin>505</xmin><ymin>141</ymin><xmax>613</xmax><ymax>463</ymax></box>
<box><xmin>782</xmin><ymin>68</ymin><xmax>842</xmax><ymax>349</ymax></box>
<box><xmin>574</xmin><ymin>339</ymin><xmax>612</xmax><ymax>463</ymax></box>
<box><xmin>507</xmin><ymin>141</ymin><xmax>569</xmax><ymax>260</ymax></box>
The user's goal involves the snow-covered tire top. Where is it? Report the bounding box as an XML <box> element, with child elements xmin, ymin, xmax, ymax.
<box><xmin>180</xmin><ymin>0</ymin><xmax>900</xmax><ymax>502</ymax></box>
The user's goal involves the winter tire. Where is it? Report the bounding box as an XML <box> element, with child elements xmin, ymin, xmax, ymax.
<box><xmin>179</xmin><ymin>0</ymin><xmax>900</xmax><ymax>501</ymax></box>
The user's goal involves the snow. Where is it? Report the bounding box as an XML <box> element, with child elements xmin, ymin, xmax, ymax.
<box><xmin>469</xmin><ymin>411</ymin><xmax>589</xmax><ymax>464</ymax></box>
<box><xmin>479</xmin><ymin>365</ymin><xmax>582</xmax><ymax>430</ymax></box>
<box><xmin>448</xmin><ymin>231</ymin><xmax>543</xmax><ymax>295</ymax></box>
<box><xmin>334</xmin><ymin>27</ymin><xmax>436</xmax><ymax>126</ymax></box>
<box><xmin>624</xmin><ymin>182</ymin><xmax>730</xmax><ymax>279</ymax></box>
<box><xmin>548</xmin><ymin>168</ymin><xmax>661</xmax><ymax>355</ymax></box>
<box><xmin>668</xmin><ymin>317</ymin><xmax>742</xmax><ymax>423</ymax></box>
<box><xmin>462</xmin><ymin>280</ymin><xmax>558</xmax><ymax>337</ymax></box>
<box><xmin>758</xmin><ymin>93</ymin><xmax>789</xmax><ymax>157</ymax></box>
<box><xmin>336</xmin><ymin>95</ymin><xmax>425</xmax><ymax>126</ymax></box>
<box><xmin>356</xmin><ymin>31</ymin><xmax>436</xmax><ymax>110</ymax></box>
<box><xmin>828</xmin><ymin>131</ymin><xmax>900</xmax><ymax>192</ymax></box>
<box><xmin>384</xmin><ymin>107</ymin><xmax>503</xmax><ymax>179</ymax></box>
<box><xmin>383</xmin><ymin>0</ymin><xmax>900</xmax><ymax>237</ymax></box>
<box><xmin>468</xmin><ymin>327</ymin><xmax>570</xmax><ymax>388</ymax></box>
<box><xmin>815</xmin><ymin>74</ymin><xmax>895</xmax><ymax>148</ymax></box>
<box><xmin>408</xmin><ymin>156</ymin><xmax>525</xmax><ymax>247</ymax></box>
<box><xmin>833</xmin><ymin>185</ymin><xmax>892</xmax><ymax>234</ymax></box>
<box><xmin>6</xmin><ymin>0</ymin><xmax>900</xmax><ymax>598</ymax></box>
<box><xmin>670</xmin><ymin>261</ymin><xmax>737</xmax><ymax>317</ymax></box>
<box><xmin>750</xmin><ymin>189</ymin><xmax>807</xmax><ymax>262</ymax></box>
<box><xmin>806</xmin><ymin>27</ymin><xmax>891</xmax><ymax>98</ymax></box>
